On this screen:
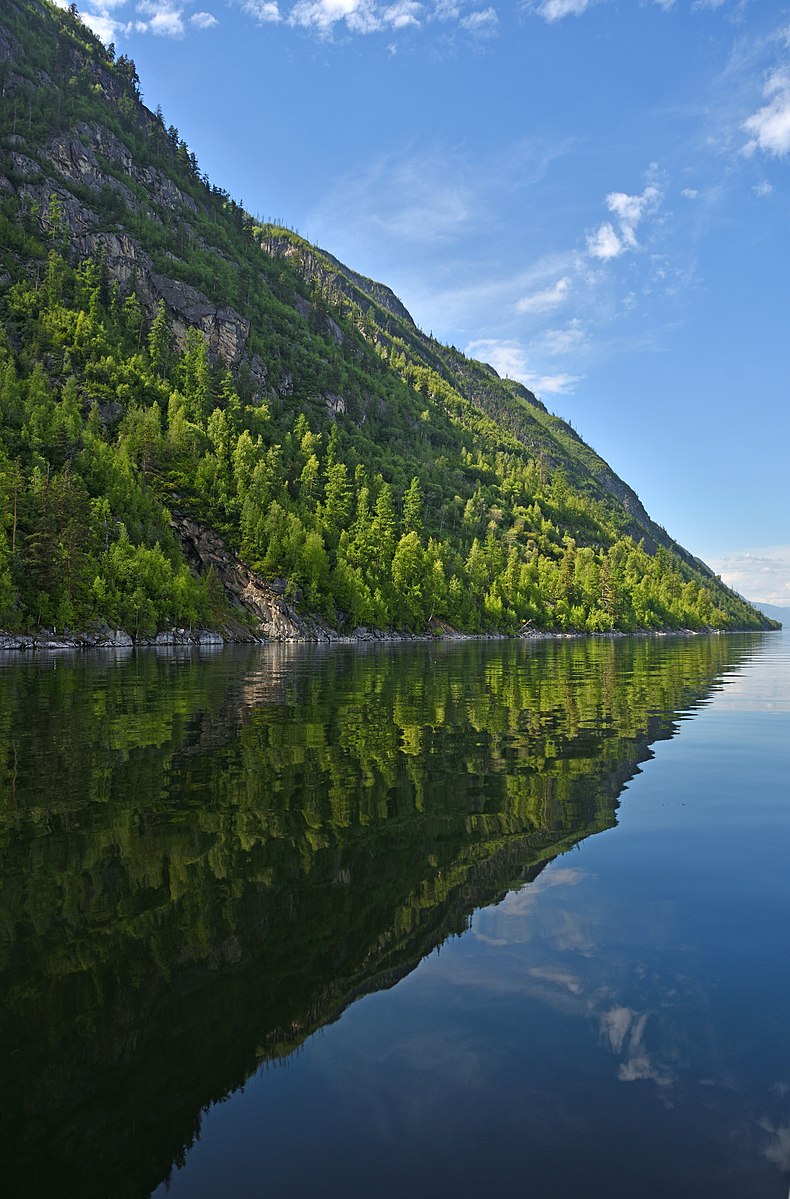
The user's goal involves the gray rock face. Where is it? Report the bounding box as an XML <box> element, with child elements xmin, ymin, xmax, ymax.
<box><xmin>46</xmin><ymin>131</ymin><xmax>138</xmax><ymax>210</ymax></box>
<box><xmin>149</xmin><ymin>274</ymin><xmax>250</xmax><ymax>364</ymax></box>
<box><xmin>0</xmin><ymin>634</ymin><xmax>34</xmax><ymax>651</ymax></box>
<box><xmin>325</xmin><ymin>393</ymin><xmax>347</xmax><ymax>419</ymax></box>
<box><xmin>172</xmin><ymin>514</ymin><xmax>339</xmax><ymax>642</ymax></box>
<box><xmin>260</xmin><ymin>235</ymin><xmax>415</xmax><ymax>327</ymax></box>
<box><xmin>98</xmin><ymin>629</ymin><xmax>134</xmax><ymax>647</ymax></box>
<box><xmin>4</xmin><ymin>112</ymin><xmax>247</xmax><ymax>371</ymax></box>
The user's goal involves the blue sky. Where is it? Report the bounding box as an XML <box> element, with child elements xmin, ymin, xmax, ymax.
<box><xmin>61</xmin><ymin>0</ymin><xmax>790</xmax><ymax>604</ymax></box>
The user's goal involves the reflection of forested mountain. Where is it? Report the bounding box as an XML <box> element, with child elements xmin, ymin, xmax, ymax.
<box><xmin>0</xmin><ymin>636</ymin><xmax>760</xmax><ymax>1197</ymax></box>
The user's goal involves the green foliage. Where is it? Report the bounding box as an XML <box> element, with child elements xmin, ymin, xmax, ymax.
<box><xmin>0</xmin><ymin>0</ymin><xmax>772</xmax><ymax>636</ymax></box>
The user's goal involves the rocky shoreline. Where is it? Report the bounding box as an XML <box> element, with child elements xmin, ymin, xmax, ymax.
<box><xmin>0</xmin><ymin>623</ymin><xmax>744</xmax><ymax>653</ymax></box>
<box><xmin>0</xmin><ymin>628</ymin><xmax>229</xmax><ymax>652</ymax></box>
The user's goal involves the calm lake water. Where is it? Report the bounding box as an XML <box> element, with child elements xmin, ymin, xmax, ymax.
<box><xmin>1</xmin><ymin>632</ymin><xmax>788</xmax><ymax>1198</ymax></box>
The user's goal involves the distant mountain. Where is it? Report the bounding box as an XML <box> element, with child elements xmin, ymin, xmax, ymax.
<box><xmin>0</xmin><ymin>0</ymin><xmax>775</xmax><ymax>637</ymax></box>
<box><xmin>751</xmin><ymin>602</ymin><xmax>787</xmax><ymax>627</ymax></box>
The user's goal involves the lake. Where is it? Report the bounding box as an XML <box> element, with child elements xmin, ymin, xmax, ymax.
<box><xmin>0</xmin><ymin>631</ymin><xmax>788</xmax><ymax>1197</ymax></box>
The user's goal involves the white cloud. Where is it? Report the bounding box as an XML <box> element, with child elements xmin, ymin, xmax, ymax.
<box><xmin>289</xmin><ymin>0</ymin><xmax>375</xmax><ymax>33</ymax></box>
<box><xmin>460</xmin><ymin>7</ymin><xmax>498</xmax><ymax>33</ymax></box>
<box><xmin>465</xmin><ymin>338</ymin><xmax>582</xmax><ymax>394</ymax></box>
<box><xmin>753</xmin><ymin>179</ymin><xmax>773</xmax><ymax>196</ymax></box>
<box><xmin>606</xmin><ymin>182</ymin><xmax>661</xmax><ymax>245</ymax></box>
<box><xmin>243</xmin><ymin>0</ymin><xmax>282</xmax><ymax>20</ymax></box>
<box><xmin>527</xmin><ymin>370</ymin><xmax>581</xmax><ymax>393</ymax></box>
<box><xmin>287</xmin><ymin>0</ymin><xmax>425</xmax><ymax>33</ymax></box>
<box><xmin>80</xmin><ymin>10</ymin><xmax>127</xmax><ymax>40</ymax></box>
<box><xmin>680</xmin><ymin>187</ymin><xmax>699</xmax><ymax>199</ymax></box>
<box><xmin>587</xmin><ymin>221</ymin><xmax>623</xmax><ymax>260</ymax></box>
<box><xmin>534</xmin><ymin>0</ymin><xmax>592</xmax><ymax>22</ymax></box>
<box><xmin>237</xmin><ymin>0</ymin><xmax>500</xmax><ymax>35</ymax></box>
<box><xmin>78</xmin><ymin>0</ymin><xmax>222</xmax><ymax>42</ymax></box>
<box><xmin>587</xmin><ymin>180</ymin><xmax>662</xmax><ymax>260</ymax></box>
<box><xmin>743</xmin><ymin>68</ymin><xmax>790</xmax><ymax>157</ymax></box>
<box><xmin>191</xmin><ymin>10</ymin><xmax>219</xmax><ymax>28</ymax></box>
<box><xmin>384</xmin><ymin>1</ymin><xmax>422</xmax><ymax>29</ymax></box>
<box><xmin>516</xmin><ymin>275</ymin><xmax>571</xmax><ymax>314</ymax></box>
<box><xmin>148</xmin><ymin>7</ymin><xmax>185</xmax><ymax>35</ymax></box>
<box><xmin>707</xmin><ymin>545</ymin><xmax>790</xmax><ymax>606</ymax></box>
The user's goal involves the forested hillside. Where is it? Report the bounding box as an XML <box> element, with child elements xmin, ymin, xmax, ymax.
<box><xmin>0</xmin><ymin>0</ymin><xmax>772</xmax><ymax>636</ymax></box>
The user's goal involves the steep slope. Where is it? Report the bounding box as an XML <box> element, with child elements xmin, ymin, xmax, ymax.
<box><xmin>0</xmin><ymin>0</ymin><xmax>774</xmax><ymax>636</ymax></box>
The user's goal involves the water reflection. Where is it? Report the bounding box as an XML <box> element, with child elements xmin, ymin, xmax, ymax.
<box><xmin>0</xmin><ymin>634</ymin><xmax>779</xmax><ymax>1197</ymax></box>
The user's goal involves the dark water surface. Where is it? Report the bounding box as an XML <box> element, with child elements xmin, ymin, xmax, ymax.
<box><xmin>1</xmin><ymin>633</ymin><xmax>788</xmax><ymax>1197</ymax></box>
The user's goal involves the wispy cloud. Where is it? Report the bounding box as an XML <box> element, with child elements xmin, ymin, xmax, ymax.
<box><xmin>539</xmin><ymin>318</ymin><xmax>587</xmax><ymax>354</ymax></box>
<box><xmin>310</xmin><ymin>148</ymin><xmax>476</xmax><ymax>246</ymax></box>
<box><xmin>309</xmin><ymin>136</ymin><xmax>569</xmax><ymax>265</ymax></box>
<box><xmin>516</xmin><ymin>275</ymin><xmax>571</xmax><ymax>314</ymax></box>
<box><xmin>460</xmin><ymin>6</ymin><xmax>498</xmax><ymax>33</ymax></box>
<box><xmin>191</xmin><ymin>10</ymin><xmax>218</xmax><ymax>27</ymax></box>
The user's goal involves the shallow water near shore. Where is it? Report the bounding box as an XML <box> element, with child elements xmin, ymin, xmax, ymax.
<box><xmin>1</xmin><ymin>632</ymin><xmax>788</xmax><ymax>1197</ymax></box>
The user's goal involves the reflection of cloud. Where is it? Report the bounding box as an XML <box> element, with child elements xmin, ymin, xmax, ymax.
<box><xmin>601</xmin><ymin>1006</ymin><xmax>676</xmax><ymax>1088</ymax></box>
<box><xmin>758</xmin><ymin>1118</ymin><xmax>790</xmax><ymax>1170</ymax></box>
<box><xmin>494</xmin><ymin>867</ymin><xmax>591</xmax><ymax>914</ymax></box>
<box><xmin>547</xmin><ymin>908</ymin><xmax>599</xmax><ymax>955</ymax></box>
<box><xmin>618</xmin><ymin>1051</ymin><xmax>673</xmax><ymax>1086</ymax></box>
<box><xmin>529</xmin><ymin>965</ymin><xmax>583</xmax><ymax>994</ymax></box>
<box><xmin>601</xmin><ymin>1005</ymin><xmax>633</xmax><ymax>1053</ymax></box>
<box><xmin>473</xmin><ymin>866</ymin><xmax>595</xmax><ymax>952</ymax></box>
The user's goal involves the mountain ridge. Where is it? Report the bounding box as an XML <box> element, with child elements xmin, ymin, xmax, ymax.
<box><xmin>0</xmin><ymin>0</ymin><xmax>775</xmax><ymax>637</ymax></box>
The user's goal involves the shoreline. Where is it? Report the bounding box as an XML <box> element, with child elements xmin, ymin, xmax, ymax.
<box><xmin>0</xmin><ymin>624</ymin><xmax>776</xmax><ymax>654</ymax></box>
